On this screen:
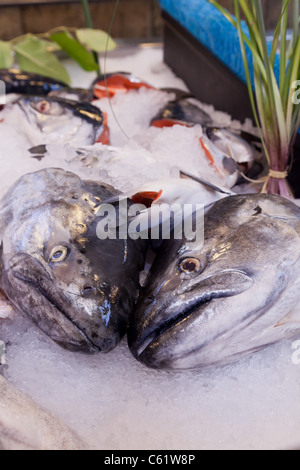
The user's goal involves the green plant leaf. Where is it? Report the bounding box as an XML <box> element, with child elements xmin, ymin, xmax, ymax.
<box><xmin>0</xmin><ymin>40</ymin><xmax>13</xmax><ymax>68</ymax></box>
<box><xmin>270</xmin><ymin>0</ymin><xmax>290</xmax><ymax>79</ymax></box>
<box><xmin>76</xmin><ymin>28</ymin><xmax>117</xmax><ymax>52</ymax></box>
<box><xmin>233</xmin><ymin>0</ymin><xmax>270</xmax><ymax>164</ymax></box>
<box><xmin>279</xmin><ymin>1</ymin><xmax>289</xmax><ymax>97</ymax></box>
<box><xmin>39</xmin><ymin>38</ymin><xmax>62</xmax><ymax>52</ymax></box>
<box><xmin>14</xmin><ymin>36</ymin><xmax>70</xmax><ymax>84</ymax></box>
<box><xmin>50</xmin><ymin>31</ymin><xmax>99</xmax><ymax>71</ymax></box>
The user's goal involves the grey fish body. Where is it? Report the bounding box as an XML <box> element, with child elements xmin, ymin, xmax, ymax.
<box><xmin>128</xmin><ymin>194</ymin><xmax>300</xmax><ymax>369</ymax></box>
<box><xmin>0</xmin><ymin>168</ymin><xmax>146</xmax><ymax>353</ymax></box>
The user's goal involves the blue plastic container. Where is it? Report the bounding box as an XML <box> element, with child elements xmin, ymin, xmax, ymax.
<box><xmin>159</xmin><ymin>0</ymin><xmax>280</xmax><ymax>87</ymax></box>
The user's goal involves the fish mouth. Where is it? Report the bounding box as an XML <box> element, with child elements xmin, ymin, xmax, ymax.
<box><xmin>135</xmin><ymin>293</ymin><xmax>217</xmax><ymax>358</ymax></box>
<box><xmin>12</xmin><ymin>270</ymin><xmax>102</xmax><ymax>354</ymax></box>
<box><xmin>129</xmin><ymin>270</ymin><xmax>253</xmax><ymax>362</ymax></box>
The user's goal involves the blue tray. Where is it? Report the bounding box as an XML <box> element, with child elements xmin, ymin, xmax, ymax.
<box><xmin>159</xmin><ymin>0</ymin><xmax>280</xmax><ymax>87</ymax></box>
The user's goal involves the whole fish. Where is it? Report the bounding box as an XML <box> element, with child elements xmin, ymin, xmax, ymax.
<box><xmin>128</xmin><ymin>194</ymin><xmax>300</xmax><ymax>370</ymax></box>
<box><xmin>0</xmin><ymin>168</ymin><xmax>146</xmax><ymax>353</ymax></box>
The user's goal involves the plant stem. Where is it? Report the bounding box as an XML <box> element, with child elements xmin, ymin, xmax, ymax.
<box><xmin>293</xmin><ymin>0</ymin><xmax>299</xmax><ymax>48</ymax></box>
<box><xmin>80</xmin><ymin>0</ymin><xmax>100</xmax><ymax>76</ymax></box>
<box><xmin>81</xmin><ymin>0</ymin><xmax>94</xmax><ymax>29</ymax></box>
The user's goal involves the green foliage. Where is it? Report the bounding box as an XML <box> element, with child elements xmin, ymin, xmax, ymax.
<box><xmin>76</xmin><ymin>29</ymin><xmax>117</xmax><ymax>53</ymax></box>
<box><xmin>0</xmin><ymin>41</ymin><xmax>13</xmax><ymax>68</ymax></box>
<box><xmin>50</xmin><ymin>31</ymin><xmax>99</xmax><ymax>72</ymax></box>
<box><xmin>14</xmin><ymin>36</ymin><xmax>71</xmax><ymax>85</ymax></box>
<box><xmin>0</xmin><ymin>27</ymin><xmax>117</xmax><ymax>84</ymax></box>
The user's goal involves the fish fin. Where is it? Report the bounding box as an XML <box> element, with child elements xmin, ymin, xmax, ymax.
<box><xmin>95</xmin><ymin>112</ymin><xmax>110</xmax><ymax>145</ymax></box>
<box><xmin>179</xmin><ymin>170</ymin><xmax>233</xmax><ymax>195</ymax></box>
<box><xmin>199</xmin><ymin>137</ymin><xmax>218</xmax><ymax>170</ymax></box>
<box><xmin>131</xmin><ymin>190</ymin><xmax>163</xmax><ymax>208</ymax></box>
<box><xmin>275</xmin><ymin>307</ymin><xmax>300</xmax><ymax>327</ymax></box>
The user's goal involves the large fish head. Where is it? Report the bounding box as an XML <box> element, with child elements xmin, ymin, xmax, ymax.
<box><xmin>0</xmin><ymin>169</ymin><xmax>146</xmax><ymax>353</ymax></box>
<box><xmin>128</xmin><ymin>194</ymin><xmax>300</xmax><ymax>369</ymax></box>
<box><xmin>17</xmin><ymin>96</ymin><xmax>104</xmax><ymax>145</ymax></box>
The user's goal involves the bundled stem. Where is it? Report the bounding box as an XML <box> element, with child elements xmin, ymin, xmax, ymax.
<box><xmin>209</xmin><ymin>0</ymin><xmax>300</xmax><ymax>198</ymax></box>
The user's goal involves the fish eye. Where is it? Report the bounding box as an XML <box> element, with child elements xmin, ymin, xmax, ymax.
<box><xmin>49</xmin><ymin>245</ymin><xmax>70</xmax><ymax>264</ymax></box>
<box><xmin>35</xmin><ymin>100</ymin><xmax>51</xmax><ymax>114</ymax></box>
<box><xmin>179</xmin><ymin>257</ymin><xmax>202</xmax><ymax>274</ymax></box>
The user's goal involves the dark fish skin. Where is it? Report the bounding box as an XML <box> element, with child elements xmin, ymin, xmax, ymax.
<box><xmin>48</xmin><ymin>87</ymin><xmax>94</xmax><ymax>102</ymax></box>
<box><xmin>128</xmin><ymin>194</ymin><xmax>300</xmax><ymax>370</ymax></box>
<box><xmin>17</xmin><ymin>95</ymin><xmax>107</xmax><ymax>145</ymax></box>
<box><xmin>150</xmin><ymin>98</ymin><xmax>213</xmax><ymax>128</ymax></box>
<box><xmin>0</xmin><ymin>68</ymin><xmax>94</xmax><ymax>103</ymax></box>
<box><xmin>0</xmin><ymin>68</ymin><xmax>66</xmax><ymax>95</ymax></box>
<box><xmin>19</xmin><ymin>95</ymin><xmax>104</xmax><ymax>127</ymax></box>
<box><xmin>0</xmin><ymin>169</ymin><xmax>147</xmax><ymax>353</ymax></box>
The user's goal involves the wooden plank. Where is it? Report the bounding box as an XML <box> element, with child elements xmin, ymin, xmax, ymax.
<box><xmin>0</xmin><ymin>0</ymin><xmax>76</xmax><ymax>5</ymax></box>
<box><xmin>0</xmin><ymin>0</ymin><xmax>139</xmax><ymax>6</ymax></box>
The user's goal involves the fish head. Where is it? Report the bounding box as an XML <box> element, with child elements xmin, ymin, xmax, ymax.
<box><xmin>17</xmin><ymin>96</ymin><xmax>104</xmax><ymax>145</ymax></box>
<box><xmin>128</xmin><ymin>194</ymin><xmax>300</xmax><ymax>369</ymax></box>
<box><xmin>0</xmin><ymin>168</ymin><xmax>146</xmax><ymax>353</ymax></box>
